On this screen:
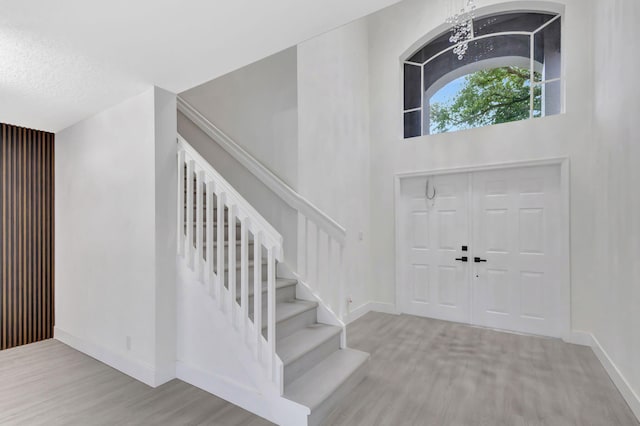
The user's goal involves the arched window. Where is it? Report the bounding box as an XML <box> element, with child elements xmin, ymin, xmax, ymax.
<box><xmin>403</xmin><ymin>11</ymin><xmax>561</xmax><ymax>138</ymax></box>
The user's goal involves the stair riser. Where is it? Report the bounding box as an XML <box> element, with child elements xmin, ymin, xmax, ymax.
<box><xmin>307</xmin><ymin>359</ymin><xmax>369</xmax><ymax>426</ymax></box>
<box><xmin>273</xmin><ymin>308</ymin><xmax>317</xmax><ymax>341</ymax></box>
<box><xmin>184</xmin><ymin>223</ymin><xmax>246</xmax><ymax>242</ymax></box>
<box><xmin>205</xmin><ymin>245</ymin><xmax>256</xmax><ymax>260</ymax></box>
<box><xmin>284</xmin><ymin>333</ymin><xmax>341</xmax><ymax>388</ymax></box>
<box><xmin>244</xmin><ymin>285</ymin><xmax>296</xmax><ymax>315</ymax></box>
<box><xmin>222</xmin><ymin>267</ymin><xmax>268</xmax><ymax>287</ymax></box>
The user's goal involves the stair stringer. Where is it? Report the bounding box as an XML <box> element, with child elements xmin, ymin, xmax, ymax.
<box><xmin>277</xmin><ymin>262</ymin><xmax>347</xmax><ymax>349</ymax></box>
<box><xmin>176</xmin><ymin>258</ymin><xmax>310</xmax><ymax>426</ymax></box>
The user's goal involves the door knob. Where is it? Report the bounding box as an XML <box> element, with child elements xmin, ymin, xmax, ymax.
<box><xmin>455</xmin><ymin>257</ymin><xmax>468</xmax><ymax>262</ymax></box>
<box><xmin>474</xmin><ymin>257</ymin><xmax>487</xmax><ymax>263</ymax></box>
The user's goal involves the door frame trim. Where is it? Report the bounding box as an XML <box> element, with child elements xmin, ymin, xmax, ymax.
<box><xmin>394</xmin><ymin>157</ymin><xmax>571</xmax><ymax>340</ymax></box>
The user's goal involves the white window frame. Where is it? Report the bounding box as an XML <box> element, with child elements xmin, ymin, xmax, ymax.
<box><xmin>403</xmin><ymin>13</ymin><xmax>562</xmax><ymax>138</ymax></box>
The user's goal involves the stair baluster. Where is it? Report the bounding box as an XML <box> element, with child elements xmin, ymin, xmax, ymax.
<box><xmin>216</xmin><ymin>191</ymin><xmax>225</xmax><ymax>309</ymax></box>
<box><xmin>178</xmin><ymin>137</ymin><xmax>284</xmax><ymax>394</ymax></box>
<box><xmin>205</xmin><ymin>180</ymin><xmax>215</xmax><ymax>294</ymax></box>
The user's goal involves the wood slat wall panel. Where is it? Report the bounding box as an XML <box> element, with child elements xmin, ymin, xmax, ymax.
<box><xmin>0</xmin><ymin>122</ymin><xmax>54</xmax><ymax>351</ymax></box>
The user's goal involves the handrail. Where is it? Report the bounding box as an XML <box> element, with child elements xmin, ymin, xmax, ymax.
<box><xmin>177</xmin><ymin>96</ymin><xmax>347</xmax><ymax>245</ymax></box>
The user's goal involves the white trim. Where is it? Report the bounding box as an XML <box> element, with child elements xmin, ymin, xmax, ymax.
<box><xmin>177</xmin><ymin>96</ymin><xmax>346</xmax><ymax>245</ymax></box>
<box><xmin>346</xmin><ymin>302</ymin><xmax>399</xmax><ymax>324</ymax></box>
<box><xmin>590</xmin><ymin>335</ymin><xmax>640</xmax><ymax>421</ymax></box>
<box><xmin>176</xmin><ymin>362</ymin><xmax>309</xmax><ymax>426</ymax></box>
<box><xmin>394</xmin><ymin>157</ymin><xmax>571</xmax><ymax>339</ymax></box>
<box><xmin>561</xmin><ymin>332</ymin><xmax>640</xmax><ymax>421</ymax></box>
<box><xmin>54</xmin><ymin>327</ymin><xmax>173</xmax><ymax>388</ymax></box>
<box><xmin>395</xmin><ymin>157</ymin><xmax>569</xmax><ymax>179</ymax></box>
<box><xmin>562</xmin><ymin>330</ymin><xmax>594</xmax><ymax>347</ymax></box>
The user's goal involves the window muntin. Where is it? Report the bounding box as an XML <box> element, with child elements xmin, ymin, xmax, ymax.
<box><xmin>403</xmin><ymin>12</ymin><xmax>562</xmax><ymax>138</ymax></box>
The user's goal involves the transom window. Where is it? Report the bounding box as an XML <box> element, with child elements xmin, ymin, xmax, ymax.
<box><xmin>403</xmin><ymin>12</ymin><xmax>562</xmax><ymax>138</ymax></box>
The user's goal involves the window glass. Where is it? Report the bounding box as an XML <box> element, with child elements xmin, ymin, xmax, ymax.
<box><xmin>474</xmin><ymin>12</ymin><xmax>556</xmax><ymax>36</ymax></box>
<box><xmin>404</xmin><ymin>111</ymin><xmax>422</xmax><ymax>138</ymax></box>
<box><xmin>403</xmin><ymin>12</ymin><xmax>561</xmax><ymax>138</ymax></box>
<box><xmin>429</xmin><ymin>67</ymin><xmax>537</xmax><ymax>134</ymax></box>
<box><xmin>404</xmin><ymin>64</ymin><xmax>422</xmax><ymax>110</ymax></box>
<box><xmin>423</xmin><ymin>34</ymin><xmax>531</xmax><ymax>94</ymax></box>
<box><xmin>408</xmin><ymin>32</ymin><xmax>451</xmax><ymax>64</ymax></box>
<box><xmin>534</xmin><ymin>18</ymin><xmax>561</xmax><ymax>82</ymax></box>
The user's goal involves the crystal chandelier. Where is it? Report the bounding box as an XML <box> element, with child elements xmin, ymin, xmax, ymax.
<box><xmin>446</xmin><ymin>0</ymin><xmax>477</xmax><ymax>60</ymax></box>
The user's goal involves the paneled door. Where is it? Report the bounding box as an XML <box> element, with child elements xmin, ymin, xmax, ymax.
<box><xmin>398</xmin><ymin>164</ymin><xmax>564</xmax><ymax>338</ymax></box>
<box><xmin>471</xmin><ymin>165</ymin><xmax>562</xmax><ymax>337</ymax></box>
<box><xmin>398</xmin><ymin>173</ymin><xmax>471</xmax><ymax>324</ymax></box>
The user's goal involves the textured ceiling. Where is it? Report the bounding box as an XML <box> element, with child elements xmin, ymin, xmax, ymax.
<box><xmin>0</xmin><ymin>0</ymin><xmax>402</xmax><ymax>132</ymax></box>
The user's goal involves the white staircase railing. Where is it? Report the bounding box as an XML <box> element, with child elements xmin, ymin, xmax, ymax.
<box><xmin>297</xmin><ymin>216</ymin><xmax>347</xmax><ymax>326</ymax></box>
<box><xmin>178</xmin><ymin>97</ymin><xmax>349</xmax><ymax>330</ymax></box>
<box><xmin>177</xmin><ymin>135</ymin><xmax>284</xmax><ymax>394</ymax></box>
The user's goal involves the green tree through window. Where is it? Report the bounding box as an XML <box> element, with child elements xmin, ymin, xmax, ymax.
<box><xmin>429</xmin><ymin>67</ymin><xmax>542</xmax><ymax>135</ymax></box>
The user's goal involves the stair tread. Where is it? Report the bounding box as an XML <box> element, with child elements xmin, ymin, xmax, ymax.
<box><xmin>235</xmin><ymin>278</ymin><xmax>297</xmax><ymax>300</ymax></box>
<box><xmin>277</xmin><ymin>324</ymin><xmax>342</xmax><ymax>366</ymax></box>
<box><xmin>215</xmin><ymin>240</ymin><xmax>254</xmax><ymax>247</ymax></box>
<box><xmin>283</xmin><ymin>348</ymin><xmax>369</xmax><ymax>410</ymax></box>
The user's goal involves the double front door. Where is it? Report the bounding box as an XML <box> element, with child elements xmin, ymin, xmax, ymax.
<box><xmin>398</xmin><ymin>165</ymin><xmax>564</xmax><ymax>338</ymax></box>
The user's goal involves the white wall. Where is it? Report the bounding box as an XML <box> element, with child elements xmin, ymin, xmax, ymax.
<box><xmin>175</xmin><ymin>257</ymin><xmax>309</xmax><ymax>426</ymax></box>
<box><xmin>177</xmin><ymin>112</ymin><xmax>298</xmax><ymax>269</ymax></box>
<box><xmin>366</xmin><ymin>0</ymin><xmax>596</xmax><ymax>315</ymax></box>
<box><xmin>180</xmin><ymin>48</ymin><xmax>299</xmax><ymax>189</ymax></box>
<box><xmin>154</xmin><ymin>88</ymin><xmax>179</xmax><ymax>381</ymax></box>
<box><xmin>55</xmin><ymin>87</ymin><xmax>177</xmax><ymax>387</ymax></box>
<box><xmin>297</xmin><ymin>20</ymin><xmax>373</xmax><ymax>315</ymax></box>
<box><xmin>178</xmin><ymin>48</ymin><xmax>299</xmax><ymax>269</ymax></box>
<box><xmin>589</xmin><ymin>0</ymin><xmax>640</xmax><ymax>412</ymax></box>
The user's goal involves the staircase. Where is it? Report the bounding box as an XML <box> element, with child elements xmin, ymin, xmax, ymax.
<box><xmin>178</xmin><ymin>136</ymin><xmax>369</xmax><ymax>426</ymax></box>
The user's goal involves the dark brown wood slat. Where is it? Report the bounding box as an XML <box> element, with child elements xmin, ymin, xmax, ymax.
<box><xmin>1</xmin><ymin>124</ymin><xmax>5</xmax><ymax>349</ymax></box>
<box><xmin>0</xmin><ymin>122</ymin><xmax>54</xmax><ymax>350</ymax></box>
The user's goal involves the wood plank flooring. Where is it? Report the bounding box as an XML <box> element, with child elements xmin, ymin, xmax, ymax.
<box><xmin>326</xmin><ymin>312</ymin><xmax>639</xmax><ymax>426</ymax></box>
<box><xmin>0</xmin><ymin>340</ymin><xmax>273</xmax><ymax>426</ymax></box>
<box><xmin>0</xmin><ymin>312</ymin><xmax>637</xmax><ymax>425</ymax></box>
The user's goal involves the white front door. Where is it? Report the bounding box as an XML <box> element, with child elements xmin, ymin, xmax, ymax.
<box><xmin>399</xmin><ymin>173</ymin><xmax>470</xmax><ymax>324</ymax></box>
<box><xmin>471</xmin><ymin>165</ymin><xmax>563</xmax><ymax>337</ymax></box>
<box><xmin>398</xmin><ymin>164</ymin><xmax>565</xmax><ymax>338</ymax></box>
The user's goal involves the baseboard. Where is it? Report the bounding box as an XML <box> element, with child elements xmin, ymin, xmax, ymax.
<box><xmin>562</xmin><ymin>330</ymin><xmax>640</xmax><ymax>421</ymax></box>
<box><xmin>563</xmin><ymin>330</ymin><xmax>594</xmax><ymax>347</ymax></box>
<box><xmin>176</xmin><ymin>361</ymin><xmax>308</xmax><ymax>426</ymax></box>
<box><xmin>589</xmin><ymin>334</ymin><xmax>640</xmax><ymax>421</ymax></box>
<box><xmin>54</xmin><ymin>327</ymin><xmax>170</xmax><ymax>388</ymax></box>
<box><xmin>346</xmin><ymin>302</ymin><xmax>398</xmax><ymax>324</ymax></box>
<box><xmin>154</xmin><ymin>362</ymin><xmax>177</xmax><ymax>387</ymax></box>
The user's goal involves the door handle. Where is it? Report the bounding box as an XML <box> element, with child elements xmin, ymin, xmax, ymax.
<box><xmin>455</xmin><ymin>257</ymin><xmax>468</xmax><ymax>262</ymax></box>
<box><xmin>474</xmin><ymin>257</ymin><xmax>487</xmax><ymax>263</ymax></box>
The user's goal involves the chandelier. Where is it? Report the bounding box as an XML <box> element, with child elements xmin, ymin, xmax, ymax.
<box><xmin>446</xmin><ymin>0</ymin><xmax>477</xmax><ymax>60</ymax></box>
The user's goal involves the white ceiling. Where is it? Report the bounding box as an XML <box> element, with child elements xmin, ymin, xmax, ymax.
<box><xmin>0</xmin><ymin>0</ymin><xmax>402</xmax><ymax>132</ymax></box>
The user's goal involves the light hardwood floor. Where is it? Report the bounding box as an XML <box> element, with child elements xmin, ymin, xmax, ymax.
<box><xmin>1</xmin><ymin>313</ymin><xmax>637</xmax><ymax>425</ymax></box>
<box><xmin>326</xmin><ymin>312</ymin><xmax>638</xmax><ymax>426</ymax></box>
<box><xmin>0</xmin><ymin>340</ymin><xmax>273</xmax><ymax>426</ymax></box>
